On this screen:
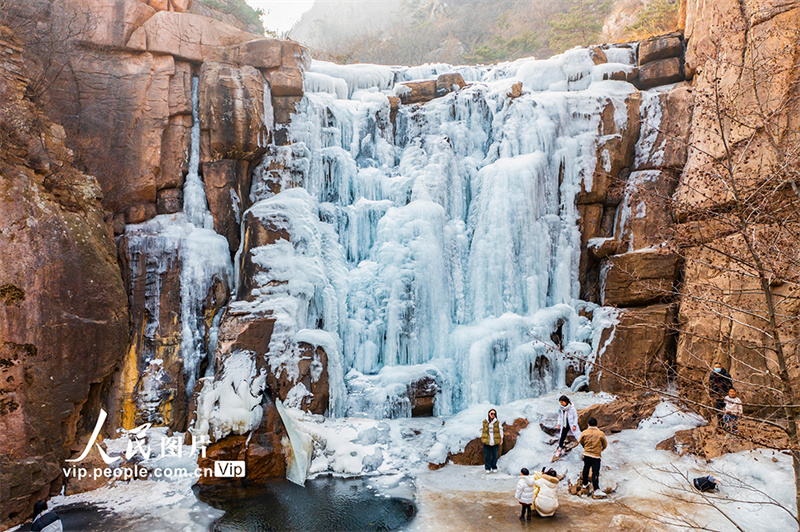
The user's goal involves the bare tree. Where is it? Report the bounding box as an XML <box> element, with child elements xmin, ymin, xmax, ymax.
<box><xmin>575</xmin><ymin>21</ymin><xmax>800</xmax><ymax>529</ymax></box>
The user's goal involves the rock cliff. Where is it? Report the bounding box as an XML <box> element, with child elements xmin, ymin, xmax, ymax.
<box><xmin>0</xmin><ymin>26</ymin><xmax>129</xmax><ymax>528</ymax></box>
<box><xmin>0</xmin><ymin>0</ymin><xmax>798</xmax><ymax>526</ymax></box>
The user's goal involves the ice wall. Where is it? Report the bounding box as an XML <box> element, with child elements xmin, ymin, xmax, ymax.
<box><xmin>123</xmin><ymin>77</ymin><xmax>234</xmax><ymax>423</ymax></box>
<box><xmin>240</xmin><ymin>46</ymin><xmax>638</xmax><ymax>418</ymax></box>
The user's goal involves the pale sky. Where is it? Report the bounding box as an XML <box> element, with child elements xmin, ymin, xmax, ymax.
<box><xmin>245</xmin><ymin>0</ymin><xmax>316</xmax><ymax>34</ymax></box>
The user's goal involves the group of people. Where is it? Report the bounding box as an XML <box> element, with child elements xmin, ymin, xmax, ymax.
<box><xmin>481</xmin><ymin>395</ymin><xmax>609</xmax><ymax>521</ymax></box>
<box><xmin>709</xmin><ymin>362</ymin><xmax>742</xmax><ymax>433</ymax></box>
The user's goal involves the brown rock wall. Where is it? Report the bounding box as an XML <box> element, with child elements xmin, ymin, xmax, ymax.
<box><xmin>0</xmin><ymin>35</ymin><xmax>129</xmax><ymax>526</ymax></box>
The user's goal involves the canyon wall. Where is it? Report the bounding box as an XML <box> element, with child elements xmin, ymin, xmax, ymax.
<box><xmin>1</xmin><ymin>0</ymin><xmax>799</xmax><ymax>528</ymax></box>
<box><xmin>0</xmin><ymin>27</ymin><xmax>129</xmax><ymax>527</ymax></box>
<box><xmin>0</xmin><ymin>1</ymin><xmax>307</xmax><ymax>527</ymax></box>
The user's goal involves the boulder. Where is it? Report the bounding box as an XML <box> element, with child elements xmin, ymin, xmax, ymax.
<box><xmin>602</xmin><ymin>250</ymin><xmax>681</xmax><ymax>306</ymax></box>
<box><xmin>409</xmin><ymin>376</ymin><xmax>440</xmax><ymax>417</ymax></box>
<box><xmin>54</xmin><ymin>49</ymin><xmax>175</xmax><ymax>216</ymax></box>
<box><xmin>273</xmin><ymin>95</ymin><xmax>303</xmax><ymax>125</ymax></box>
<box><xmin>638</xmin><ymin>33</ymin><xmax>683</xmax><ymax>65</ymax></box>
<box><xmin>196</xmin><ymin>400</ymin><xmax>288</xmax><ymax>484</ymax></box>
<box><xmin>159</xmin><ymin>114</ymin><xmax>192</xmax><ymax>191</ymax></box>
<box><xmin>576</xmin><ymin>92</ymin><xmax>641</xmax><ymax>205</ymax></box>
<box><xmin>212</xmin><ymin>311</ymin><xmax>333</xmax><ymax>416</ymax></box>
<box><xmin>589</xmin><ymin>46</ymin><xmax>608</xmax><ymax>65</ymax></box>
<box><xmin>590</xmin><ymin>304</ymin><xmax>676</xmax><ymax>392</ymax></box>
<box><xmin>125</xmin><ymin>202</ymin><xmax>157</xmax><ymax>224</ymax></box>
<box><xmin>225</xmin><ymin>38</ymin><xmax>283</xmax><ymax>70</ymax></box>
<box><xmin>636</xmin><ymin>57</ymin><xmax>684</xmax><ymax>89</ymax></box>
<box><xmin>396</xmin><ymin>73</ymin><xmax>466</xmax><ymax>105</ymax></box>
<box><xmin>447</xmin><ymin>418</ymin><xmax>530</xmax><ymax>465</ymax></box>
<box><xmin>588</xmin><ymin>237</ymin><xmax>618</xmax><ymax>259</ymax></box>
<box><xmin>266</xmin><ymin>341</ymin><xmax>332</xmax><ymax>416</ymax></box>
<box><xmin>656</xmin><ymin>423</ymin><xmax>790</xmax><ymax>459</ymax></box>
<box><xmin>67</xmin><ymin>0</ymin><xmax>157</xmax><ymax>49</ymax></box>
<box><xmin>263</xmin><ymin>66</ymin><xmax>304</xmax><ymax>97</ymax></box>
<box><xmin>576</xmin><ymin>393</ymin><xmax>662</xmax><ymax>433</ymax></box>
<box><xmin>397</xmin><ymin>79</ymin><xmax>437</xmax><ymax>105</ymax></box>
<box><xmin>435</xmin><ymin>73</ymin><xmax>466</xmax><ymax>95</ymax></box>
<box><xmin>198</xmin><ymin>63</ymin><xmax>269</xmax><ymax>162</ymax></box>
<box><xmin>168</xmin><ymin>61</ymin><xmax>193</xmax><ymax>117</ymax></box>
<box><xmin>235</xmin><ymin>209</ymin><xmax>290</xmax><ymax>301</ymax></box>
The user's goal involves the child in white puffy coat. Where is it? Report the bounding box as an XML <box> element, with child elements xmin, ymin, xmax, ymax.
<box><xmin>514</xmin><ymin>468</ymin><xmax>536</xmax><ymax>521</ymax></box>
<box><xmin>533</xmin><ymin>468</ymin><xmax>560</xmax><ymax>517</ymax></box>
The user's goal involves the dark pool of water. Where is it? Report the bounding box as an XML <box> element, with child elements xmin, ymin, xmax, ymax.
<box><xmin>194</xmin><ymin>477</ymin><xmax>417</xmax><ymax>532</ymax></box>
<box><xmin>12</xmin><ymin>503</ymin><xmax>128</xmax><ymax>531</ymax></box>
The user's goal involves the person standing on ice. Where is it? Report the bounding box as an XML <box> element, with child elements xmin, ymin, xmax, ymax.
<box><xmin>708</xmin><ymin>362</ymin><xmax>732</xmax><ymax>422</ymax></box>
<box><xmin>578</xmin><ymin>417</ymin><xmax>607</xmax><ymax>498</ymax></box>
<box><xmin>481</xmin><ymin>409</ymin><xmax>502</xmax><ymax>473</ymax></box>
<box><xmin>553</xmin><ymin>395</ymin><xmax>580</xmax><ymax>460</ymax></box>
<box><xmin>514</xmin><ymin>468</ymin><xmax>535</xmax><ymax>521</ymax></box>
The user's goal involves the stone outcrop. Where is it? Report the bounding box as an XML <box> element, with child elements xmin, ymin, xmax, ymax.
<box><xmin>445</xmin><ymin>418</ymin><xmax>530</xmax><ymax>466</ymax></box>
<box><xmin>198</xmin><ymin>63</ymin><xmax>269</xmax><ymax>162</ymax></box>
<box><xmin>196</xmin><ymin>400</ymin><xmax>289</xmax><ymax>484</ymax></box>
<box><xmin>576</xmin><ymin>393</ymin><xmax>661</xmax><ymax>433</ymax></box>
<box><xmin>396</xmin><ymin>73</ymin><xmax>467</xmax><ymax>105</ymax></box>
<box><xmin>656</xmin><ymin>423</ymin><xmax>790</xmax><ymax>460</ymax></box>
<box><xmin>6</xmin><ymin>0</ymin><xmax>305</xmax><ymax>225</ymax></box>
<box><xmin>590</xmin><ymin>305</ymin><xmax>676</xmax><ymax>392</ymax></box>
<box><xmin>0</xmin><ymin>28</ymin><xmax>129</xmax><ymax>529</ymax></box>
<box><xmin>577</xmin><ymin>50</ymin><xmax>694</xmax><ymax>392</ymax></box>
<box><xmin>635</xmin><ymin>32</ymin><xmax>685</xmax><ymax>90</ymax></box>
<box><xmin>602</xmin><ymin>250</ymin><xmax>681</xmax><ymax>306</ymax></box>
<box><xmin>673</xmin><ymin>0</ymin><xmax>800</xmax><ymax>411</ymax></box>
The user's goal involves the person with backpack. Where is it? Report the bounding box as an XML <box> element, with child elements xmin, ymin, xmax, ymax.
<box><xmin>481</xmin><ymin>408</ymin><xmax>502</xmax><ymax>473</ymax></box>
<box><xmin>30</xmin><ymin>500</ymin><xmax>62</xmax><ymax>532</ymax></box>
<box><xmin>578</xmin><ymin>417</ymin><xmax>607</xmax><ymax>498</ymax></box>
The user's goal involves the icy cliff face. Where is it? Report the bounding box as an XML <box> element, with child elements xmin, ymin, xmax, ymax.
<box><xmin>123</xmin><ymin>77</ymin><xmax>234</xmax><ymax>425</ymax></box>
<box><xmin>228</xmin><ymin>45</ymin><xmax>640</xmax><ymax>421</ymax></box>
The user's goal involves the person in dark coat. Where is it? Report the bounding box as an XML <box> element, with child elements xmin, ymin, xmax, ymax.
<box><xmin>31</xmin><ymin>500</ymin><xmax>62</xmax><ymax>532</ymax></box>
<box><xmin>708</xmin><ymin>362</ymin><xmax>732</xmax><ymax>422</ymax></box>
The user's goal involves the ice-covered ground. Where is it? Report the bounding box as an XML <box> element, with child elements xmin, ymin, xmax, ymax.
<box><xmin>17</xmin><ymin>392</ymin><xmax>796</xmax><ymax>531</ymax></box>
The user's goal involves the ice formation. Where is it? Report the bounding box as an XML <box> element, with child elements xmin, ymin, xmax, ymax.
<box><xmin>233</xmin><ymin>44</ymin><xmax>644</xmax><ymax>423</ymax></box>
<box><xmin>123</xmin><ymin>76</ymin><xmax>234</xmax><ymax>422</ymax></box>
<box><xmin>137</xmin><ymin>44</ymin><xmax>651</xmax><ymax>445</ymax></box>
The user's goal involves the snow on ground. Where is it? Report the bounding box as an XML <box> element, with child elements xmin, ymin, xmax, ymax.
<box><xmin>15</xmin><ymin>391</ymin><xmax>796</xmax><ymax>531</ymax></box>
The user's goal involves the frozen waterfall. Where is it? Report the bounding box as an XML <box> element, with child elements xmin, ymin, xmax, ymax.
<box><xmin>239</xmin><ymin>46</ymin><xmax>636</xmax><ymax>418</ymax></box>
<box><xmin>123</xmin><ymin>76</ymin><xmax>233</xmax><ymax>424</ymax></box>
